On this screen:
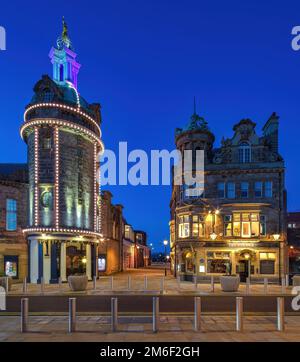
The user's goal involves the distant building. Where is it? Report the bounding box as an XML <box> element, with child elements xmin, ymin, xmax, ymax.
<box><xmin>0</xmin><ymin>164</ymin><xmax>28</xmax><ymax>281</ymax></box>
<box><xmin>287</xmin><ymin>212</ymin><xmax>300</xmax><ymax>275</ymax></box>
<box><xmin>170</xmin><ymin>109</ymin><xmax>287</xmax><ymax>283</ymax></box>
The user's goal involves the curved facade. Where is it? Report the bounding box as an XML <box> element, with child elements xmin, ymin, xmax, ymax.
<box><xmin>20</xmin><ymin>22</ymin><xmax>104</xmax><ymax>283</ymax></box>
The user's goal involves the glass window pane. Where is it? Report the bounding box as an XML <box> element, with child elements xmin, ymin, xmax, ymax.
<box><xmin>233</xmin><ymin>222</ymin><xmax>241</xmax><ymax>236</ymax></box>
<box><xmin>255</xmin><ymin>182</ymin><xmax>263</xmax><ymax>197</ymax></box>
<box><xmin>227</xmin><ymin>182</ymin><xmax>235</xmax><ymax>199</ymax></box>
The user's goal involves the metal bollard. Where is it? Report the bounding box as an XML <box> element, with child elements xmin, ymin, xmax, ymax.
<box><xmin>58</xmin><ymin>277</ymin><xmax>62</xmax><ymax>290</ymax></box>
<box><xmin>110</xmin><ymin>276</ymin><xmax>114</xmax><ymax>291</ymax></box>
<box><xmin>285</xmin><ymin>274</ymin><xmax>289</xmax><ymax>287</ymax></box>
<box><xmin>277</xmin><ymin>297</ymin><xmax>285</xmax><ymax>331</ymax></box>
<box><xmin>246</xmin><ymin>277</ymin><xmax>250</xmax><ymax>295</ymax></box>
<box><xmin>177</xmin><ymin>275</ymin><xmax>181</xmax><ymax>289</ymax></box>
<box><xmin>22</xmin><ymin>277</ymin><xmax>27</xmax><ymax>293</ymax></box>
<box><xmin>111</xmin><ymin>297</ymin><xmax>118</xmax><ymax>332</ymax></box>
<box><xmin>160</xmin><ymin>276</ymin><xmax>165</xmax><ymax>294</ymax></box>
<box><xmin>194</xmin><ymin>275</ymin><xmax>198</xmax><ymax>291</ymax></box>
<box><xmin>127</xmin><ymin>276</ymin><xmax>131</xmax><ymax>290</ymax></box>
<box><xmin>40</xmin><ymin>277</ymin><xmax>45</xmax><ymax>294</ymax></box>
<box><xmin>281</xmin><ymin>277</ymin><xmax>286</xmax><ymax>293</ymax></box>
<box><xmin>194</xmin><ymin>297</ymin><xmax>201</xmax><ymax>331</ymax></box>
<box><xmin>93</xmin><ymin>276</ymin><xmax>97</xmax><ymax>290</ymax></box>
<box><xmin>21</xmin><ymin>298</ymin><xmax>29</xmax><ymax>333</ymax></box>
<box><xmin>152</xmin><ymin>297</ymin><xmax>159</xmax><ymax>333</ymax></box>
<box><xmin>211</xmin><ymin>276</ymin><xmax>215</xmax><ymax>293</ymax></box>
<box><xmin>264</xmin><ymin>278</ymin><xmax>268</xmax><ymax>294</ymax></box>
<box><xmin>68</xmin><ymin>298</ymin><xmax>76</xmax><ymax>333</ymax></box>
<box><xmin>236</xmin><ymin>297</ymin><xmax>243</xmax><ymax>331</ymax></box>
<box><xmin>144</xmin><ymin>275</ymin><xmax>148</xmax><ymax>290</ymax></box>
<box><xmin>5</xmin><ymin>277</ymin><xmax>9</xmax><ymax>294</ymax></box>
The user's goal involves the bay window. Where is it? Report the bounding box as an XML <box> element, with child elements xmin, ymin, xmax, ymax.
<box><xmin>224</xmin><ymin>212</ymin><xmax>266</xmax><ymax>238</ymax></box>
<box><xmin>178</xmin><ymin>215</ymin><xmax>190</xmax><ymax>238</ymax></box>
<box><xmin>192</xmin><ymin>215</ymin><xmax>205</xmax><ymax>237</ymax></box>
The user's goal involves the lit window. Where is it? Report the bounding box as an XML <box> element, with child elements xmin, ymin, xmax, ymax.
<box><xmin>241</xmin><ymin>182</ymin><xmax>249</xmax><ymax>198</ymax></box>
<box><xmin>265</xmin><ymin>181</ymin><xmax>273</xmax><ymax>197</ymax></box>
<box><xmin>238</xmin><ymin>142</ymin><xmax>251</xmax><ymax>163</ymax></box>
<box><xmin>217</xmin><ymin>182</ymin><xmax>225</xmax><ymax>198</ymax></box>
<box><xmin>227</xmin><ymin>213</ymin><xmax>266</xmax><ymax>238</ymax></box>
<box><xmin>254</xmin><ymin>181</ymin><xmax>263</xmax><ymax>198</ymax></box>
<box><xmin>260</xmin><ymin>215</ymin><xmax>267</xmax><ymax>236</ymax></box>
<box><xmin>224</xmin><ymin>215</ymin><xmax>232</xmax><ymax>236</ymax></box>
<box><xmin>178</xmin><ymin>215</ymin><xmax>190</xmax><ymax>238</ymax></box>
<box><xmin>227</xmin><ymin>182</ymin><xmax>235</xmax><ymax>199</ymax></box>
<box><xmin>192</xmin><ymin>215</ymin><xmax>205</xmax><ymax>237</ymax></box>
<box><xmin>6</xmin><ymin>199</ymin><xmax>17</xmax><ymax>231</ymax></box>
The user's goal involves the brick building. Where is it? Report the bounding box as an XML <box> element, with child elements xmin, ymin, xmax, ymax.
<box><xmin>287</xmin><ymin>212</ymin><xmax>300</xmax><ymax>276</ymax></box>
<box><xmin>0</xmin><ymin>165</ymin><xmax>28</xmax><ymax>281</ymax></box>
<box><xmin>170</xmin><ymin>109</ymin><xmax>287</xmax><ymax>283</ymax></box>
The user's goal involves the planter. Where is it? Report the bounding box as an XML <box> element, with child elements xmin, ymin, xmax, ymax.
<box><xmin>220</xmin><ymin>275</ymin><xmax>240</xmax><ymax>292</ymax></box>
<box><xmin>68</xmin><ymin>275</ymin><xmax>88</xmax><ymax>291</ymax></box>
<box><xmin>0</xmin><ymin>277</ymin><xmax>12</xmax><ymax>292</ymax></box>
<box><xmin>293</xmin><ymin>275</ymin><xmax>300</xmax><ymax>286</ymax></box>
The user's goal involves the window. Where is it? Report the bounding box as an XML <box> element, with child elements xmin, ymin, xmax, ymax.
<box><xmin>218</xmin><ymin>182</ymin><xmax>225</xmax><ymax>198</ymax></box>
<box><xmin>238</xmin><ymin>142</ymin><xmax>251</xmax><ymax>163</ymax></box>
<box><xmin>225</xmin><ymin>212</ymin><xmax>265</xmax><ymax>238</ymax></box>
<box><xmin>6</xmin><ymin>199</ymin><xmax>17</xmax><ymax>231</ymax></box>
<box><xmin>43</xmin><ymin>137</ymin><xmax>52</xmax><ymax>149</ymax></box>
<box><xmin>255</xmin><ymin>181</ymin><xmax>263</xmax><ymax>197</ymax></box>
<box><xmin>178</xmin><ymin>215</ymin><xmax>190</xmax><ymax>238</ymax></box>
<box><xmin>224</xmin><ymin>215</ymin><xmax>232</xmax><ymax>236</ymax></box>
<box><xmin>192</xmin><ymin>215</ymin><xmax>205</xmax><ymax>237</ymax></box>
<box><xmin>4</xmin><ymin>256</ymin><xmax>18</xmax><ymax>278</ymax></box>
<box><xmin>265</xmin><ymin>181</ymin><xmax>273</xmax><ymax>197</ymax></box>
<box><xmin>59</xmin><ymin>64</ymin><xmax>64</xmax><ymax>81</ymax></box>
<box><xmin>259</xmin><ymin>253</ymin><xmax>276</xmax><ymax>274</ymax></box>
<box><xmin>207</xmin><ymin>252</ymin><xmax>232</xmax><ymax>274</ymax></box>
<box><xmin>260</xmin><ymin>215</ymin><xmax>267</xmax><ymax>236</ymax></box>
<box><xmin>40</xmin><ymin>191</ymin><xmax>53</xmax><ymax>209</ymax></box>
<box><xmin>227</xmin><ymin>182</ymin><xmax>235</xmax><ymax>199</ymax></box>
<box><xmin>241</xmin><ymin>182</ymin><xmax>249</xmax><ymax>198</ymax></box>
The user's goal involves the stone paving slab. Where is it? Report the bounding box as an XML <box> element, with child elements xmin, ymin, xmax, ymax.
<box><xmin>1</xmin><ymin>315</ymin><xmax>300</xmax><ymax>342</ymax></box>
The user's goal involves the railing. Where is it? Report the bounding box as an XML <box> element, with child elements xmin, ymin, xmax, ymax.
<box><xmin>19</xmin><ymin>295</ymin><xmax>286</xmax><ymax>334</ymax></box>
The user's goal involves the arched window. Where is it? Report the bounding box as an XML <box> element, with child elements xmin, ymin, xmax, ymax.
<box><xmin>238</xmin><ymin>142</ymin><xmax>251</xmax><ymax>163</ymax></box>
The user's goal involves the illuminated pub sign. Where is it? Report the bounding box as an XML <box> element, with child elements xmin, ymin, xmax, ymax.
<box><xmin>4</xmin><ymin>256</ymin><xmax>18</xmax><ymax>278</ymax></box>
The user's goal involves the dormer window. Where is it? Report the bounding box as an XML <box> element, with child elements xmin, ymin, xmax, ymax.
<box><xmin>238</xmin><ymin>142</ymin><xmax>251</xmax><ymax>163</ymax></box>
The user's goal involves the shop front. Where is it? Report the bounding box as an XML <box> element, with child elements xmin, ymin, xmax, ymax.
<box><xmin>177</xmin><ymin>242</ymin><xmax>281</xmax><ymax>283</ymax></box>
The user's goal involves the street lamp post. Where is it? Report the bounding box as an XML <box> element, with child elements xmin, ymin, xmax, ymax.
<box><xmin>163</xmin><ymin>240</ymin><xmax>168</xmax><ymax>277</ymax></box>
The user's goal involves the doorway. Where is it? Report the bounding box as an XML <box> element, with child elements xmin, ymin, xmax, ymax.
<box><xmin>238</xmin><ymin>260</ymin><xmax>249</xmax><ymax>282</ymax></box>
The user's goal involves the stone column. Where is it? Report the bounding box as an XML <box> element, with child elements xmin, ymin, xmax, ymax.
<box><xmin>30</xmin><ymin>239</ymin><xmax>39</xmax><ymax>284</ymax></box>
<box><xmin>86</xmin><ymin>243</ymin><xmax>92</xmax><ymax>280</ymax></box>
<box><xmin>43</xmin><ymin>241</ymin><xmax>51</xmax><ymax>284</ymax></box>
<box><xmin>60</xmin><ymin>241</ymin><xmax>67</xmax><ymax>282</ymax></box>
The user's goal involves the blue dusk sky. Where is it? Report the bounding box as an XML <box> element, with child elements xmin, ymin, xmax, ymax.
<box><xmin>0</xmin><ymin>0</ymin><xmax>300</xmax><ymax>251</ymax></box>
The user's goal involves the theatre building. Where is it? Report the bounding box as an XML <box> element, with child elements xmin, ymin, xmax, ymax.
<box><xmin>170</xmin><ymin>110</ymin><xmax>287</xmax><ymax>283</ymax></box>
<box><xmin>19</xmin><ymin>21</ymin><xmax>104</xmax><ymax>283</ymax></box>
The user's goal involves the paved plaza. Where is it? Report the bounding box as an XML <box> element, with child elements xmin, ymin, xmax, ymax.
<box><xmin>1</xmin><ymin>315</ymin><xmax>300</xmax><ymax>342</ymax></box>
<box><xmin>6</xmin><ymin>268</ymin><xmax>295</xmax><ymax>296</ymax></box>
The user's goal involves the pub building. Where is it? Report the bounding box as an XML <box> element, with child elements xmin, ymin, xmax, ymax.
<box><xmin>169</xmin><ymin>108</ymin><xmax>287</xmax><ymax>283</ymax></box>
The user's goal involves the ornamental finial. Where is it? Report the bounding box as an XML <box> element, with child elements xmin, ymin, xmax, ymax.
<box><xmin>57</xmin><ymin>16</ymin><xmax>73</xmax><ymax>50</ymax></box>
